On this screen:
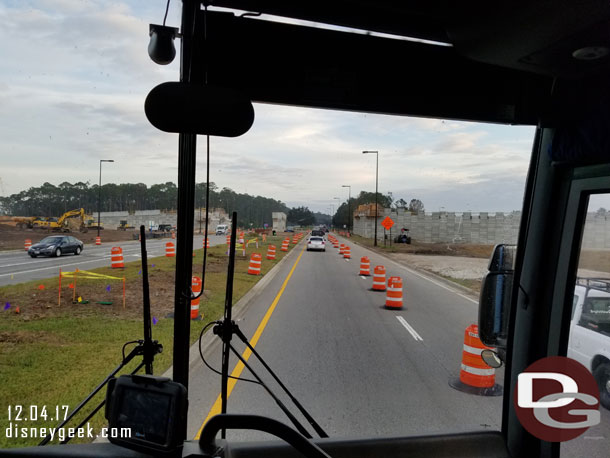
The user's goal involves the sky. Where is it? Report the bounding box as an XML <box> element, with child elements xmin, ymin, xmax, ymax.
<box><xmin>0</xmin><ymin>0</ymin><xmax>540</xmax><ymax>215</ymax></box>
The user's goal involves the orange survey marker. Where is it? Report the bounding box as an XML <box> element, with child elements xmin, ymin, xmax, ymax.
<box><xmin>266</xmin><ymin>245</ymin><xmax>276</xmax><ymax>260</ymax></box>
<box><xmin>359</xmin><ymin>257</ymin><xmax>370</xmax><ymax>276</ymax></box>
<box><xmin>165</xmin><ymin>242</ymin><xmax>175</xmax><ymax>257</ymax></box>
<box><xmin>247</xmin><ymin>253</ymin><xmax>262</xmax><ymax>275</ymax></box>
<box><xmin>111</xmin><ymin>247</ymin><xmax>124</xmax><ymax>268</ymax></box>
<box><xmin>343</xmin><ymin>245</ymin><xmax>351</xmax><ymax>259</ymax></box>
<box><xmin>24</xmin><ymin>239</ymin><xmax>32</xmax><ymax>251</ymax></box>
<box><xmin>191</xmin><ymin>276</ymin><xmax>201</xmax><ymax>320</ymax></box>
<box><xmin>372</xmin><ymin>266</ymin><xmax>386</xmax><ymax>291</ymax></box>
<box><xmin>385</xmin><ymin>276</ymin><xmax>403</xmax><ymax>308</ymax></box>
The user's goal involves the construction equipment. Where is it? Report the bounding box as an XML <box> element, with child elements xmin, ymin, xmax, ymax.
<box><xmin>13</xmin><ymin>216</ymin><xmax>44</xmax><ymax>229</ymax></box>
<box><xmin>117</xmin><ymin>220</ymin><xmax>134</xmax><ymax>230</ymax></box>
<box><xmin>30</xmin><ymin>209</ymin><xmax>92</xmax><ymax>233</ymax></box>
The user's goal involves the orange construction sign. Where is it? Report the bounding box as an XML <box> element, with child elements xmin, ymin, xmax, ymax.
<box><xmin>381</xmin><ymin>216</ymin><xmax>395</xmax><ymax>230</ymax></box>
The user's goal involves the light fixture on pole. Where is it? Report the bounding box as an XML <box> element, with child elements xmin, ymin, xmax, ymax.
<box><xmin>341</xmin><ymin>185</ymin><xmax>351</xmax><ymax>234</ymax></box>
<box><xmin>98</xmin><ymin>160</ymin><xmax>114</xmax><ymax>237</ymax></box>
<box><xmin>362</xmin><ymin>150</ymin><xmax>379</xmax><ymax>246</ymax></box>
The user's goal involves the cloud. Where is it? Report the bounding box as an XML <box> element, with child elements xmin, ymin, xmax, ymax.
<box><xmin>0</xmin><ymin>1</ymin><xmax>537</xmax><ymax>217</ymax></box>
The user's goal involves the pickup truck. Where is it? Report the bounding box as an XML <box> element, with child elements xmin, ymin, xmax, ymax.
<box><xmin>568</xmin><ymin>278</ymin><xmax>610</xmax><ymax>409</ymax></box>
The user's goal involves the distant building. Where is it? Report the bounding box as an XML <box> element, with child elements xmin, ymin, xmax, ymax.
<box><xmin>272</xmin><ymin>212</ymin><xmax>287</xmax><ymax>232</ymax></box>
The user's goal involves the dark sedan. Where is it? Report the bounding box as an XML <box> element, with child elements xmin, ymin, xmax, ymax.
<box><xmin>28</xmin><ymin>235</ymin><xmax>84</xmax><ymax>258</ymax></box>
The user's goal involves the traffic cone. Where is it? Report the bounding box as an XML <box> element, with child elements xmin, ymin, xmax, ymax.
<box><xmin>247</xmin><ymin>253</ymin><xmax>262</xmax><ymax>275</ymax></box>
<box><xmin>372</xmin><ymin>266</ymin><xmax>386</xmax><ymax>291</ymax></box>
<box><xmin>165</xmin><ymin>242</ymin><xmax>175</xmax><ymax>257</ymax></box>
<box><xmin>191</xmin><ymin>276</ymin><xmax>202</xmax><ymax>320</ymax></box>
<box><xmin>111</xmin><ymin>247</ymin><xmax>124</xmax><ymax>268</ymax></box>
<box><xmin>359</xmin><ymin>257</ymin><xmax>370</xmax><ymax>276</ymax></box>
<box><xmin>385</xmin><ymin>277</ymin><xmax>403</xmax><ymax>308</ymax></box>
<box><xmin>449</xmin><ymin>324</ymin><xmax>503</xmax><ymax>396</ymax></box>
<box><xmin>281</xmin><ymin>238</ymin><xmax>290</xmax><ymax>252</ymax></box>
<box><xmin>343</xmin><ymin>245</ymin><xmax>351</xmax><ymax>259</ymax></box>
<box><xmin>266</xmin><ymin>245</ymin><xmax>276</xmax><ymax>260</ymax></box>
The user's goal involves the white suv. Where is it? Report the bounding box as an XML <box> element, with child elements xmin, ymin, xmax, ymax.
<box><xmin>568</xmin><ymin>278</ymin><xmax>610</xmax><ymax>409</ymax></box>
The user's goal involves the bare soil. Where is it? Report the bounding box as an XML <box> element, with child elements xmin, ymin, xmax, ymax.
<box><xmin>0</xmin><ymin>224</ymin><xmax>137</xmax><ymax>251</ymax></box>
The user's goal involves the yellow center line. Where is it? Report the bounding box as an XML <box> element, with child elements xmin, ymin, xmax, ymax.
<box><xmin>194</xmin><ymin>242</ymin><xmax>306</xmax><ymax>439</ymax></box>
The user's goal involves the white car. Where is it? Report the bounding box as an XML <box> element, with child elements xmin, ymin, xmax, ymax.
<box><xmin>568</xmin><ymin>278</ymin><xmax>610</xmax><ymax>409</ymax></box>
<box><xmin>215</xmin><ymin>224</ymin><xmax>229</xmax><ymax>235</ymax></box>
<box><xmin>307</xmin><ymin>236</ymin><xmax>326</xmax><ymax>252</ymax></box>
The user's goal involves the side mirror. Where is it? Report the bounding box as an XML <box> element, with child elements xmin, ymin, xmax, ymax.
<box><xmin>478</xmin><ymin>244</ymin><xmax>516</xmax><ymax>348</ymax></box>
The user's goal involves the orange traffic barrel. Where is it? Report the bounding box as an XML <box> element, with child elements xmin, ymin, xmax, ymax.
<box><xmin>339</xmin><ymin>243</ymin><xmax>345</xmax><ymax>255</ymax></box>
<box><xmin>171</xmin><ymin>232</ymin><xmax>176</xmax><ymax>239</ymax></box>
<box><xmin>165</xmin><ymin>242</ymin><xmax>175</xmax><ymax>257</ymax></box>
<box><xmin>449</xmin><ymin>324</ymin><xmax>503</xmax><ymax>396</ymax></box>
<box><xmin>266</xmin><ymin>245</ymin><xmax>276</xmax><ymax>260</ymax></box>
<box><xmin>248</xmin><ymin>253</ymin><xmax>262</xmax><ymax>275</ymax></box>
<box><xmin>262</xmin><ymin>234</ymin><xmax>267</xmax><ymax>242</ymax></box>
<box><xmin>111</xmin><ymin>247</ymin><xmax>124</xmax><ymax>268</ymax></box>
<box><xmin>385</xmin><ymin>276</ymin><xmax>403</xmax><ymax>308</ymax></box>
<box><xmin>333</xmin><ymin>240</ymin><xmax>339</xmax><ymax>248</ymax></box>
<box><xmin>359</xmin><ymin>257</ymin><xmax>370</xmax><ymax>276</ymax></box>
<box><xmin>372</xmin><ymin>266</ymin><xmax>386</xmax><ymax>291</ymax></box>
<box><xmin>226</xmin><ymin>235</ymin><xmax>231</xmax><ymax>245</ymax></box>
<box><xmin>292</xmin><ymin>236</ymin><xmax>298</xmax><ymax>245</ymax></box>
<box><xmin>191</xmin><ymin>276</ymin><xmax>201</xmax><ymax>320</ymax></box>
<box><xmin>203</xmin><ymin>238</ymin><xmax>210</xmax><ymax>248</ymax></box>
<box><xmin>343</xmin><ymin>245</ymin><xmax>351</xmax><ymax>259</ymax></box>
<box><xmin>24</xmin><ymin>239</ymin><xmax>32</xmax><ymax>251</ymax></box>
<box><xmin>95</xmin><ymin>236</ymin><xmax>101</xmax><ymax>245</ymax></box>
<box><xmin>239</xmin><ymin>232</ymin><xmax>245</xmax><ymax>244</ymax></box>
<box><xmin>281</xmin><ymin>238</ymin><xmax>290</xmax><ymax>252</ymax></box>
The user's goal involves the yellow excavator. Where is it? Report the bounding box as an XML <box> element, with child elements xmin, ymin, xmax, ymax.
<box><xmin>31</xmin><ymin>208</ymin><xmax>93</xmax><ymax>232</ymax></box>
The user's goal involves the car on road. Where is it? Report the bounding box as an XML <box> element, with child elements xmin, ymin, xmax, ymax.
<box><xmin>568</xmin><ymin>278</ymin><xmax>610</xmax><ymax>409</ymax></box>
<box><xmin>28</xmin><ymin>235</ymin><xmax>84</xmax><ymax>258</ymax></box>
<box><xmin>215</xmin><ymin>224</ymin><xmax>229</xmax><ymax>235</ymax></box>
<box><xmin>311</xmin><ymin>229</ymin><xmax>325</xmax><ymax>237</ymax></box>
<box><xmin>307</xmin><ymin>236</ymin><xmax>326</xmax><ymax>251</ymax></box>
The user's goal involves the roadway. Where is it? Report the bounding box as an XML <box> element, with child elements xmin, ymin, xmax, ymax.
<box><xmin>186</xmin><ymin>234</ymin><xmax>506</xmax><ymax>443</ymax></box>
<box><xmin>0</xmin><ymin>234</ymin><xmax>226</xmax><ymax>287</ymax></box>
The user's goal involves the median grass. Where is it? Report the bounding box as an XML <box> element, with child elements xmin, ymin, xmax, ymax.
<box><xmin>0</xmin><ymin>234</ymin><xmax>302</xmax><ymax>448</ymax></box>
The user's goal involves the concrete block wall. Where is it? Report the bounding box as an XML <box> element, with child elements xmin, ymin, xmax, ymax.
<box><xmin>354</xmin><ymin>208</ymin><xmax>608</xmax><ymax>248</ymax></box>
<box><xmin>353</xmin><ymin>208</ymin><xmax>521</xmax><ymax>245</ymax></box>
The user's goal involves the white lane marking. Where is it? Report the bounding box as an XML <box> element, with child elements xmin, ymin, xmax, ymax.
<box><xmin>0</xmin><ymin>252</ymin><xmax>166</xmax><ymax>278</ymax></box>
<box><xmin>384</xmin><ymin>257</ymin><xmax>478</xmax><ymax>305</ymax></box>
<box><xmin>396</xmin><ymin>316</ymin><xmax>423</xmax><ymax>341</ymax></box>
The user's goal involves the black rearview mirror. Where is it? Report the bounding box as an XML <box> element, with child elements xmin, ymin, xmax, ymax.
<box><xmin>478</xmin><ymin>244</ymin><xmax>516</xmax><ymax>348</ymax></box>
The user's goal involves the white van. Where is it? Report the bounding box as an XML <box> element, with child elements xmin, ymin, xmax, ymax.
<box><xmin>215</xmin><ymin>224</ymin><xmax>229</xmax><ymax>235</ymax></box>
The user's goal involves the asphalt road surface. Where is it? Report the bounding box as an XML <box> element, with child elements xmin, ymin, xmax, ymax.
<box><xmin>186</xmin><ymin>234</ymin><xmax>506</xmax><ymax>443</ymax></box>
<box><xmin>0</xmin><ymin>234</ymin><xmax>225</xmax><ymax>286</ymax></box>
<box><xmin>184</xmin><ymin>234</ymin><xmax>609</xmax><ymax>457</ymax></box>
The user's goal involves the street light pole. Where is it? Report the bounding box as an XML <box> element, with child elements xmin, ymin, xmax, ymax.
<box><xmin>98</xmin><ymin>159</ymin><xmax>114</xmax><ymax>237</ymax></box>
<box><xmin>363</xmin><ymin>150</ymin><xmax>379</xmax><ymax>246</ymax></box>
<box><xmin>341</xmin><ymin>185</ymin><xmax>351</xmax><ymax>234</ymax></box>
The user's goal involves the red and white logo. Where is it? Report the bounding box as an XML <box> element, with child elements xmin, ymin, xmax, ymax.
<box><xmin>514</xmin><ymin>356</ymin><xmax>600</xmax><ymax>442</ymax></box>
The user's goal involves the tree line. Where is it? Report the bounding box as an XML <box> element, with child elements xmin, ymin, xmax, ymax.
<box><xmin>0</xmin><ymin>181</ymin><xmax>290</xmax><ymax>228</ymax></box>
